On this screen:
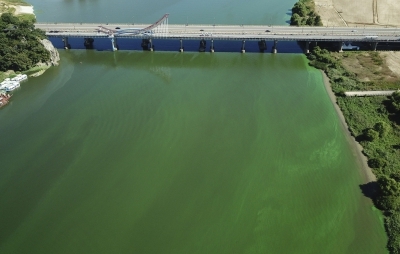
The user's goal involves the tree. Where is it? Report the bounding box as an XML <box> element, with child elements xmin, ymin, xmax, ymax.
<box><xmin>374</xmin><ymin>121</ymin><xmax>391</xmax><ymax>138</ymax></box>
<box><xmin>363</xmin><ymin>128</ymin><xmax>379</xmax><ymax>141</ymax></box>
<box><xmin>315</xmin><ymin>15</ymin><xmax>323</xmax><ymax>26</ymax></box>
<box><xmin>0</xmin><ymin>13</ymin><xmax>50</xmax><ymax>72</ymax></box>
<box><xmin>290</xmin><ymin>13</ymin><xmax>303</xmax><ymax>26</ymax></box>
<box><xmin>292</xmin><ymin>2</ymin><xmax>308</xmax><ymax>17</ymax></box>
<box><xmin>368</xmin><ymin>157</ymin><xmax>386</xmax><ymax>168</ymax></box>
<box><xmin>391</xmin><ymin>91</ymin><xmax>400</xmax><ymax>112</ymax></box>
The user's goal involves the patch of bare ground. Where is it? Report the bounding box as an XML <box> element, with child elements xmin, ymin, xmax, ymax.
<box><xmin>340</xmin><ymin>52</ymin><xmax>399</xmax><ymax>83</ymax></box>
<box><xmin>314</xmin><ymin>0</ymin><xmax>347</xmax><ymax>26</ymax></box>
<box><xmin>315</xmin><ymin>0</ymin><xmax>400</xmax><ymax>27</ymax></box>
<box><xmin>381</xmin><ymin>52</ymin><xmax>400</xmax><ymax>78</ymax></box>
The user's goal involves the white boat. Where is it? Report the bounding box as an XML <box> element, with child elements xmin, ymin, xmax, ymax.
<box><xmin>3</xmin><ymin>82</ymin><xmax>20</xmax><ymax>92</ymax></box>
<box><xmin>11</xmin><ymin>74</ymin><xmax>28</xmax><ymax>82</ymax></box>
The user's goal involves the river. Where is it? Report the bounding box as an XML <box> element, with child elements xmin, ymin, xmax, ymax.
<box><xmin>0</xmin><ymin>0</ymin><xmax>387</xmax><ymax>253</ymax></box>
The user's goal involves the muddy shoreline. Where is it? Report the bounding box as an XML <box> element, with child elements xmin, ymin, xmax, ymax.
<box><xmin>320</xmin><ymin>70</ymin><xmax>377</xmax><ymax>183</ymax></box>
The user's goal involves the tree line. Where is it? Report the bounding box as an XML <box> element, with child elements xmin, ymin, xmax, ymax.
<box><xmin>0</xmin><ymin>13</ymin><xmax>50</xmax><ymax>72</ymax></box>
<box><xmin>290</xmin><ymin>0</ymin><xmax>323</xmax><ymax>26</ymax></box>
<box><xmin>308</xmin><ymin>46</ymin><xmax>400</xmax><ymax>253</ymax></box>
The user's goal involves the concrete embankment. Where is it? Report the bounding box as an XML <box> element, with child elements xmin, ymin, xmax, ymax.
<box><xmin>345</xmin><ymin>90</ymin><xmax>398</xmax><ymax>97</ymax></box>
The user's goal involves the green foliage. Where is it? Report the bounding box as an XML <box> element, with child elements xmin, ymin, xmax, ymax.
<box><xmin>0</xmin><ymin>13</ymin><xmax>49</xmax><ymax>72</ymax></box>
<box><xmin>379</xmin><ymin>175</ymin><xmax>400</xmax><ymax>196</ymax></box>
<box><xmin>368</xmin><ymin>157</ymin><xmax>387</xmax><ymax>168</ymax></box>
<box><xmin>390</xmin><ymin>91</ymin><xmax>400</xmax><ymax>113</ymax></box>
<box><xmin>374</xmin><ymin>121</ymin><xmax>391</xmax><ymax>138</ymax></box>
<box><xmin>290</xmin><ymin>0</ymin><xmax>322</xmax><ymax>26</ymax></box>
<box><xmin>364</xmin><ymin>128</ymin><xmax>379</xmax><ymax>141</ymax></box>
<box><xmin>386</xmin><ymin>213</ymin><xmax>400</xmax><ymax>254</ymax></box>
<box><xmin>307</xmin><ymin>46</ymin><xmax>400</xmax><ymax>253</ymax></box>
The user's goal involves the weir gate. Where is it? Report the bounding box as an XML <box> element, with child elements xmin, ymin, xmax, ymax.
<box><xmin>35</xmin><ymin>14</ymin><xmax>400</xmax><ymax>53</ymax></box>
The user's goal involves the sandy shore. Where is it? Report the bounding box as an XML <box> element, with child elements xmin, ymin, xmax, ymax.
<box><xmin>321</xmin><ymin>71</ymin><xmax>377</xmax><ymax>183</ymax></box>
<box><xmin>14</xmin><ymin>5</ymin><xmax>34</xmax><ymax>15</ymax></box>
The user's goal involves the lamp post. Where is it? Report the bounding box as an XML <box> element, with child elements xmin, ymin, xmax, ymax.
<box><xmin>213</xmin><ymin>17</ymin><xmax>215</xmax><ymax>33</ymax></box>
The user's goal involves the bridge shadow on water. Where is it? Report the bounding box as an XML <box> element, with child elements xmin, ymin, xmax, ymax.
<box><xmin>49</xmin><ymin>37</ymin><xmax>304</xmax><ymax>54</ymax></box>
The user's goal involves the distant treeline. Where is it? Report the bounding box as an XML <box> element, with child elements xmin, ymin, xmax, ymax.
<box><xmin>308</xmin><ymin>47</ymin><xmax>400</xmax><ymax>254</ymax></box>
<box><xmin>290</xmin><ymin>0</ymin><xmax>323</xmax><ymax>26</ymax></box>
<box><xmin>0</xmin><ymin>13</ymin><xmax>49</xmax><ymax>72</ymax></box>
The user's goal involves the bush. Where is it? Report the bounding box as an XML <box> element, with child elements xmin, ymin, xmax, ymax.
<box><xmin>364</xmin><ymin>128</ymin><xmax>379</xmax><ymax>141</ymax></box>
<box><xmin>374</xmin><ymin>121</ymin><xmax>391</xmax><ymax>138</ymax></box>
<box><xmin>290</xmin><ymin>0</ymin><xmax>322</xmax><ymax>27</ymax></box>
<box><xmin>0</xmin><ymin>13</ymin><xmax>49</xmax><ymax>72</ymax></box>
<box><xmin>368</xmin><ymin>157</ymin><xmax>387</xmax><ymax>168</ymax></box>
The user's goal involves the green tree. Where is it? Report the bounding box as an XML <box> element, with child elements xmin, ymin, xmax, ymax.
<box><xmin>292</xmin><ymin>2</ymin><xmax>308</xmax><ymax>16</ymax></box>
<box><xmin>374</xmin><ymin>121</ymin><xmax>391</xmax><ymax>138</ymax></box>
<box><xmin>368</xmin><ymin>157</ymin><xmax>386</xmax><ymax>168</ymax></box>
<box><xmin>290</xmin><ymin>13</ymin><xmax>302</xmax><ymax>26</ymax></box>
<box><xmin>363</xmin><ymin>128</ymin><xmax>379</xmax><ymax>141</ymax></box>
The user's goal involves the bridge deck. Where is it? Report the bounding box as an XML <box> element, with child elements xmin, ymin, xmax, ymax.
<box><xmin>35</xmin><ymin>23</ymin><xmax>400</xmax><ymax>42</ymax></box>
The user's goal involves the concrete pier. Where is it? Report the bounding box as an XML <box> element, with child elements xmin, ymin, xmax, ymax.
<box><xmin>273</xmin><ymin>40</ymin><xmax>278</xmax><ymax>54</ymax></box>
<box><xmin>241</xmin><ymin>40</ymin><xmax>245</xmax><ymax>53</ymax></box>
<box><xmin>179</xmin><ymin>39</ymin><xmax>184</xmax><ymax>52</ymax></box>
<box><xmin>62</xmin><ymin>37</ymin><xmax>69</xmax><ymax>49</ymax></box>
<box><xmin>304</xmin><ymin>41</ymin><xmax>310</xmax><ymax>54</ymax></box>
<box><xmin>372</xmin><ymin>42</ymin><xmax>378</xmax><ymax>51</ymax></box>
<box><xmin>210</xmin><ymin>39</ymin><xmax>214</xmax><ymax>53</ymax></box>
<box><xmin>109</xmin><ymin>35</ymin><xmax>118</xmax><ymax>51</ymax></box>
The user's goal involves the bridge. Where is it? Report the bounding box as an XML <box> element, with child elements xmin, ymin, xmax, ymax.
<box><xmin>35</xmin><ymin>14</ymin><xmax>400</xmax><ymax>53</ymax></box>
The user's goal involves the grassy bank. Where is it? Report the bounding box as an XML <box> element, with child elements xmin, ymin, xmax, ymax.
<box><xmin>308</xmin><ymin>47</ymin><xmax>400</xmax><ymax>253</ymax></box>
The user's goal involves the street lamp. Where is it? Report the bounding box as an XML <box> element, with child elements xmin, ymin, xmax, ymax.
<box><xmin>213</xmin><ymin>17</ymin><xmax>215</xmax><ymax>32</ymax></box>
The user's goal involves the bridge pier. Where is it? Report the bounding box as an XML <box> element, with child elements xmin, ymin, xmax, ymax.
<box><xmin>179</xmin><ymin>39</ymin><xmax>184</xmax><ymax>52</ymax></box>
<box><xmin>372</xmin><ymin>42</ymin><xmax>378</xmax><ymax>51</ymax></box>
<box><xmin>258</xmin><ymin>40</ymin><xmax>267</xmax><ymax>52</ymax></box>
<box><xmin>109</xmin><ymin>35</ymin><xmax>118</xmax><ymax>51</ymax></box>
<box><xmin>84</xmin><ymin>38</ymin><xmax>94</xmax><ymax>49</ymax></box>
<box><xmin>304</xmin><ymin>41</ymin><xmax>310</xmax><ymax>54</ymax></box>
<box><xmin>62</xmin><ymin>37</ymin><xmax>70</xmax><ymax>49</ymax></box>
<box><xmin>199</xmin><ymin>39</ymin><xmax>206</xmax><ymax>52</ymax></box>
<box><xmin>339</xmin><ymin>42</ymin><xmax>343</xmax><ymax>52</ymax></box>
<box><xmin>149</xmin><ymin>39</ymin><xmax>154</xmax><ymax>51</ymax></box>
<box><xmin>273</xmin><ymin>40</ymin><xmax>278</xmax><ymax>54</ymax></box>
<box><xmin>241</xmin><ymin>40</ymin><xmax>245</xmax><ymax>53</ymax></box>
<box><xmin>210</xmin><ymin>39</ymin><xmax>214</xmax><ymax>53</ymax></box>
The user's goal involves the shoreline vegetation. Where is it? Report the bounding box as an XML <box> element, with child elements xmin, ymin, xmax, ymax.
<box><xmin>290</xmin><ymin>0</ymin><xmax>322</xmax><ymax>26</ymax></box>
<box><xmin>0</xmin><ymin>0</ymin><xmax>49</xmax><ymax>82</ymax></box>
<box><xmin>290</xmin><ymin>0</ymin><xmax>400</xmax><ymax>252</ymax></box>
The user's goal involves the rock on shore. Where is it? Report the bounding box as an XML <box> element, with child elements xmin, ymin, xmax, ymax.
<box><xmin>39</xmin><ymin>39</ymin><xmax>60</xmax><ymax>67</ymax></box>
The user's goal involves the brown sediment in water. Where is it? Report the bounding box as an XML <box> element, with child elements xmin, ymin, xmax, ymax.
<box><xmin>320</xmin><ymin>70</ymin><xmax>376</xmax><ymax>183</ymax></box>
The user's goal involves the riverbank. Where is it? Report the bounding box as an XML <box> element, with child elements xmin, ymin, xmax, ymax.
<box><xmin>305</xmin><ymin>45</ymin><xmax>400</xmax><ymax>253</ymax></box>
<box><xmin>321</xmin><ymin>70</ymin><xmax>377</xmax><ymax>183</ymax></box>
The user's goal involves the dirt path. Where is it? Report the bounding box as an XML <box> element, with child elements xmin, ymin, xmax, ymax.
<box><xmin>372</xmin><ymin>0</ymin><xmax>379</xmax><ymax>24</ymax></box>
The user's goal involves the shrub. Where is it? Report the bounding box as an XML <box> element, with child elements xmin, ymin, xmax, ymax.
<box><xmin>368</xmin><ymin>157</ymin><xmax>387</xmax><ymax>168</ymax></box>
<box><xmin>374</xmin><ymin>121</ymin><xmax>391</xmax><ymax>138</ymax></box>
<box><xmin>364</xmin><ymin>128</ymin><xmax>379</xmax><ymax>141</ymax></box>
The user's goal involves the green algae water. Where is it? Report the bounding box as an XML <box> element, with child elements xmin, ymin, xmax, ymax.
<box><xmin>0</xmin><ymin>0</ymin><xmax>388</xmax><ymax>252</ymax></box>
<box><xmin>0</xmin><ymin>51</ymin><xmax>387</xmax><ymax>253</ymax></box>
